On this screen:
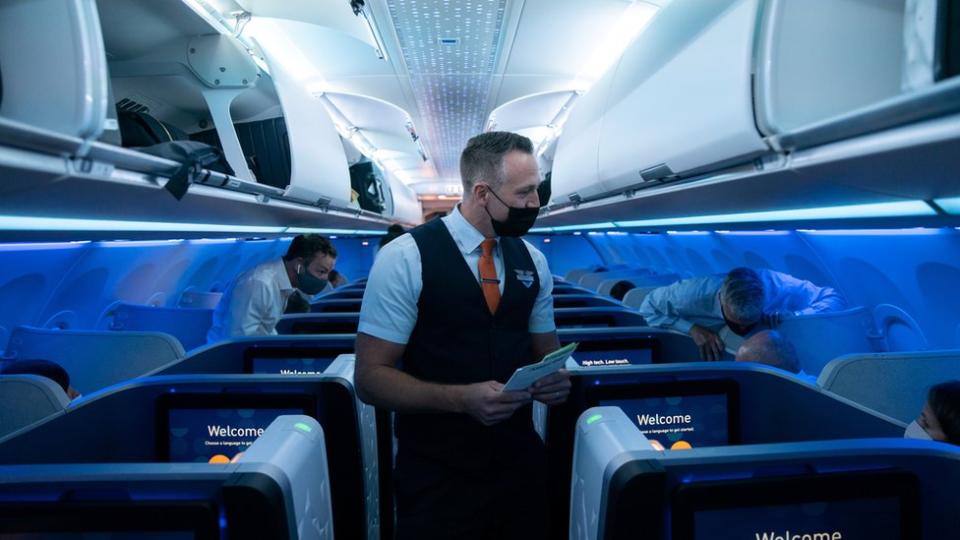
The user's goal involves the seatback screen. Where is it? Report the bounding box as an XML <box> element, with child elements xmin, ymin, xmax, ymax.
<box><xmin>578</xmin><ymin>349</ymin><xmax>652</xmax><ymax>367</ymax></box>
<box><xmin>672</xmin><ymin>471</ymin><xmax>919</xmax><ymax>540</ymax></box>
<box><xmin>249</xmin><ymin>357</ymin><xmax>335</xmax><ymax>375</ymax></box>
<box><xmin>602</xmin><ymin>393</ymin><xmax>728</xmax><ymax>449</ymax></box>
<box><xmin>590</xmin><ymin>379</ymin><xmax>738</xmax><ymax>450</ymax></box>
<box><xmin>242</xmin><ymin>346</ymin><xmax>352</xmax><ymax>375</ymax></box>
<box><xmin>156</xmin><ymin>394</ymin><xmax>314</xmax><ymax>462</ymax></box>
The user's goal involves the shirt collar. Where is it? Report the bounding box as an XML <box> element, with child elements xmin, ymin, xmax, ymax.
<box><xmin>272</xmin><ymin>257</ymin><xmax>295</xmax><ymax>294</ymax></box>
<box><xmin>442</xmin><ymin>204</ymin><xmax>492</xmax><ymax>256</ymax></box>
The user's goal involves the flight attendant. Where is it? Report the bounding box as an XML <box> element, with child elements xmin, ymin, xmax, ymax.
<box><xmin>355</xmin><ymin>131</ymin><xmax>570</xmax><ymax>540</ymax></box>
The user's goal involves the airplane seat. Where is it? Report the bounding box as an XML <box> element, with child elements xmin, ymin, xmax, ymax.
<box><xmin>818</xmin><ymin>349</ymin><xmax>960</xmax><ymax>423</ymax></box>
<box><xmin>0</xmin><ymin>374</ymin><xmax>69</xmax><ymax>439</ymax></box>
<box><xmin>776</xmin><ymin>307</ymin><xmax>876</xmax><ymax>375</ymax></box>
<box><xmin>176</xmin><ymin>290</ymin><xmax>223</xmax><ymax>309</ymax></box>
<box><xmin>572</xmin><ymin>406</ymin><xmax>954</xmax><ymax>540</ymax></box>
<box><xmin>102</xmin><ymin>302</ymin><xmax>213</xmax><ymax>351</ymax></box>
<box><xmin>3</xmin><ymin>326</ymin><xmax>184</xmax><ymax>396</ymax></box>
<box><xmin>621</xmin><ymin>286</ymin><xmax>658</xmax><ymax>309</ymax></box>
<box><xmin>597</xmin><ymin>277</ymin><xmax>631</xmax><ymax>297</ymax></box>
<box><xmin>0</xmin><ymin>415</ymin><xmax>334</xmax><ymax>539</ymax></box>
<box><xmin>565</xmin><ymin>268</ymin><xmax>592</xmax><ymax>283</ymax></box>
<box><xmin>871</xmin><ymin>303</ymin><xmax>929</xmax><ymax>352</ymax></box>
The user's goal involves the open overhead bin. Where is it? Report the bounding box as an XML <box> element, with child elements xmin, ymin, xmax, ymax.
<box><xmin>0</xmin><ymin>0</ymin><xmax>109</xmax><ymax>148</ymax></box>
<box><xmin>549</xmin><ymin>0</ymin><xmax>960</xmax><ymax>219</ymax></box>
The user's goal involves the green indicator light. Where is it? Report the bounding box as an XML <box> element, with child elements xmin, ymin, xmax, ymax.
<box><xmin>294</xmin><ymin>422</ymin><xmax>313</xmax><ymax>433</ymax></box>
<box><xmin>587</xmin><ymin>414</ymin><xmax>603</xmax><ymax>425</ymax></box>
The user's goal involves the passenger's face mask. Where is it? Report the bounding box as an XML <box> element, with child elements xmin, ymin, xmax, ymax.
<box><xmin>484</xmin><ymin>187</ymin><xmax>539</xmax><ymax>238</ymax></box>
<box><xmin>904</xmin><ymin>420</ymin><xmax>933</xmax><ymax>440</ymax></box>
<box><xmin>296</xmin><ymin>263</ymin><xmax>329</xmax><ymax>295</ymax></box>
<box><xmin>721</xmin><ymin>302</ymin><xmax>759</xmax><ymax>337</ymax></box>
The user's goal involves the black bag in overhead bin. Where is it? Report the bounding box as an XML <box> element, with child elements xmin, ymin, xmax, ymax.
<box><xmin>349</xmin><ymin>160</ymin><xmax>386</xmax><ymax>214</ymax></box>
<box><xmin>137</xmin><ymin>140</ymin><xmax>234</xmax><ymax>200</ymax></box>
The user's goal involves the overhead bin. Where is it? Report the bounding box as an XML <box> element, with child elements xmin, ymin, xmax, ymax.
<box><xmin>254</xmin><ymin>34</ymin><xmax>353</xmax><ymax>208</ymax></box>
<box><xmin>0</xmin><ymin>0</ymin><xmax>109</xmax><ymax>144</ymax></box>
<box><xmin>550</xmin><ymin>0</ymin><xmax>960</xmax><ymax>210</ymax></box>
<box><xmin>755</xmin><ymin>0</ymin><xmax>907</xmax><ymax>137</ymax></box>
<box><xmin>553</xmin><ymin>0</ymin><xmax>769</xmax><ymax>203</ymax></box>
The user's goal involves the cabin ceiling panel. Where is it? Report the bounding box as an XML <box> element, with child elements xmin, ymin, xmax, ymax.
<box><xmin>386</xmin><ymin>0</ymin><xmax>509</xmax><ymax>181</ymax></box>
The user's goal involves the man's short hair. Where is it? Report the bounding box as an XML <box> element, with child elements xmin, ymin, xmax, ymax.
<box><xmin>1</xmin><ymin>359</ymin><xmax>71</xmax><ymax>394</ymax></box>
<box><xmin>459</xmin><ymin>131</ymin><xmax>534</xmax><ymax>193</ymax></box>
<box><xmin>929</xmin><ymin>380</ymin><xmax>960</xmax><ymax>445</ymax></box>
<box><xmin>720</xmin><ymin>267</ymin><xmax>765</xmax><ymax>323</ymax></box>
<box><xmin>283</xmin><ymin>234</ymin><xmax>337</xmax><ymax>262</ymax></box>
<box><xmin>735</xmin><ymin>330</ymin><xmax>800</xmax><ymax>373</ymax></box>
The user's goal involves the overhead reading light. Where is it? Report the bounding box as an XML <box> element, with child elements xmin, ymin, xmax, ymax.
<box><xmin>350</xmin><ymin>0</ymin><xmax>389</xmax><ymax>61</ymax></box>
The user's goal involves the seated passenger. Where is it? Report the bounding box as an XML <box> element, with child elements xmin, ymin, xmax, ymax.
<box><xmin>206</xmin><ymin>234</ymin><xmax>337</xmax><ymax>342</ymax></box>
<box><xmin>735</xmin><ymin>330</ymin><xmax>800</xmax><ymax>374</ymax></box>
<box><xmin>638</xmin><ymin>267</ymin><xmax>846</xmax><ymax>360</ymax></box>
<box><xmin>610</xmin><ymin>280</ymin><xmax>636</xmax><ymax>301</ymax></box>
<box><xmin>1</xmin><ymin>359</ymin><xmax>81</xmax><ymax>400</ymax></box>
<box><xmin>905</xmin><ymin>380</ymin><xmax>960</xmax><ymax>445</ymax></box>
<box><xmin>328</xmin><ymin>269</ymin><xmax>348</xmax><ymax>288</ymax></box>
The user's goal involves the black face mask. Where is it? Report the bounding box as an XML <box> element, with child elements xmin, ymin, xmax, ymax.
<box><xmin>297</xmin><ymin>264</ymin><xmax>329</xmax><ymax>295</ymax></box>
<box><xmin>721</xmin><ymin>303</ymin><xmax>759</xmax><ymax>337</ymax></box>
<box><xmin>484</xmin><ymin>188</ymin><xmax>539</xmax><ymax>238</ymax></box>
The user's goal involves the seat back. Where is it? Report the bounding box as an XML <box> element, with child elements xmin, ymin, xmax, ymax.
<box><xmin>176</xmin><ymin>290</ymin><xmax>223</xmax><ymax>309</ymax></box>
<box><xmin>104</xmin><ymin>303</ymin><xmax>213</xmax><ymax>350</ymax></box>
<box><xmin>819</xmin><ymin>349</ymin><xmax>960</xmax><ymax>423</ymax></box>
<box><xmin>0</xmin><ymin>374</ymin><xmax>69</xmax><ymax>439</ymax></box>
<box><xmin>3</xmin><ymin>326</ymin><xmax>184</xmax><ymax>395</ymax></box>
<box><xmin>621</xmin><ymin>286</ymin><xmax>658</xmax><ymax>309</ymax></box>
<box><xmin>777</xmin><ymin>307</ymin><xmax>875</xmax><ymax>375</ymax></box>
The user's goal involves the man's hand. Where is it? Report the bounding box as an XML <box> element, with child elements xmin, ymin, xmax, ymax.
<box><xmin>761</xmin><ymin>311</ymin><xmax>789</xmax><ymax>328</ymax></box>
<box><xmin>689</xmin><ymin>324</ymin><xmax>725</xmax><ymax>361</ymax></box>
<box><xmin>531</xmin><ymin>369</ymin><xmax>572</xmax><ymax>406</ymax></box>
<box><xmin>458</xmin><ymin>381</ymin><xmax>532</xmax><ymax>426</ymax></box>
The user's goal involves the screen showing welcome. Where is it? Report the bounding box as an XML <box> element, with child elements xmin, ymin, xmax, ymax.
<box><xmin>602</xmin><ymin>393</ymin><xmax>728</xmax><ymax>449</ymax></box>
<box><xmin>692</xmin><ymin>496</ymin><xmax>901</xmax><ymax>540</ymax></box>
<box><xmin>250</xmin><ymin>357</ymin><xmax>334</xmax><ymax>375</ymax></box>
<box><xmin>577</xmin><ymin>348</ymin><xmax>651</xmax><ymax>367</ymax></box>
<box><xmin>167</xmin><ymin>408</ymin><xmax>301</xmax><ymax>463</ymax></box>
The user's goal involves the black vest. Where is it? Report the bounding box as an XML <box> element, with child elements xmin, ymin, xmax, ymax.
<box><xmin>397</xmin><ymin>217</ymin><xmax>542</xmax><ymax>469</ymax></box>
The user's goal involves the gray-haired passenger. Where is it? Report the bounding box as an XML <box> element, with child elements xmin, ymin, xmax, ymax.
<box><xmin>638</xmin><ymin>267</ymin><xmax>845</xmax><ymax>361</ymax></box>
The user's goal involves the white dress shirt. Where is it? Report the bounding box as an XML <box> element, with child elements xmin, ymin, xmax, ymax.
<box><xmin>359</xmin><ymin>206</ymin><xmax>556</xmax><ymax>345</ymax></box>
<box><xmin>638</xmin><ymin>269</ymin><xmax>846</xmax><ymax>334</ymax></box>
<box><xmin>207</xmin><ymin>258</ymin><xmax>296</xmax><ymax>343</ymax></box>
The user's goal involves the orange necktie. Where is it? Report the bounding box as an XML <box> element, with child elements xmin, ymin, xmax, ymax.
<box><xmin>479</xmin><ymin>238</ymin><xmax>500</xmax><ymax>315</ymax></box>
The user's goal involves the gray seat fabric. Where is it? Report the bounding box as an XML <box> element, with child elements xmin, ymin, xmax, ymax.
<box><xmin>176</xmin><ymin>290</ymin><xmax>223</xmax><ymax>309</ymax></box>
<box><xmin>621</xmin><ymin>286</ymin><xmax>658</xmax><ymax>309</ymax></box>
<box><xmin>4</xmin><ymin>326</ymin><xmax>185</xmax><ymax>395</ymax></box>
<box><xmin>0</xmin><ymin>374</ymin><xmax>69</xmax><ymax>439</ymax></box>
<box><xmin>818</xmin><ymin>349</ymin><xmax>960</xmax><ymax>423</ymax></box>
<box><xmin>104</xmin><ymin>303</ymin><xmax>214</xmax><ymax>350</ymax></box>
<box><xmin>777</xmin><ymin>307</ymin><xmax>876</xmax><ymax>375</ymax></box>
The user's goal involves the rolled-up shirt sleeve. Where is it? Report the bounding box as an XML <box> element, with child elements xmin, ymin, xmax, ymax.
<box><xmin>637</xmin><ymin>278</ymin><xmax>714</xmax><ymax>334</ymax></box>
<box><xmin>524</xmin><ymin>241</ymin><xmax>556</xmax><ymax>334</ymax></box>
<box><xmin>358</xmin><ymin>236</ymin><xmax>422</xmax><ymax>345</ymax></box>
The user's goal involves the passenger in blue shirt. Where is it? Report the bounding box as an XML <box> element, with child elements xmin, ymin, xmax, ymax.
<box><xmin>639</xmin><ymin>267</ymin><xmax>846</xmax><ymax>360</ymax></box>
